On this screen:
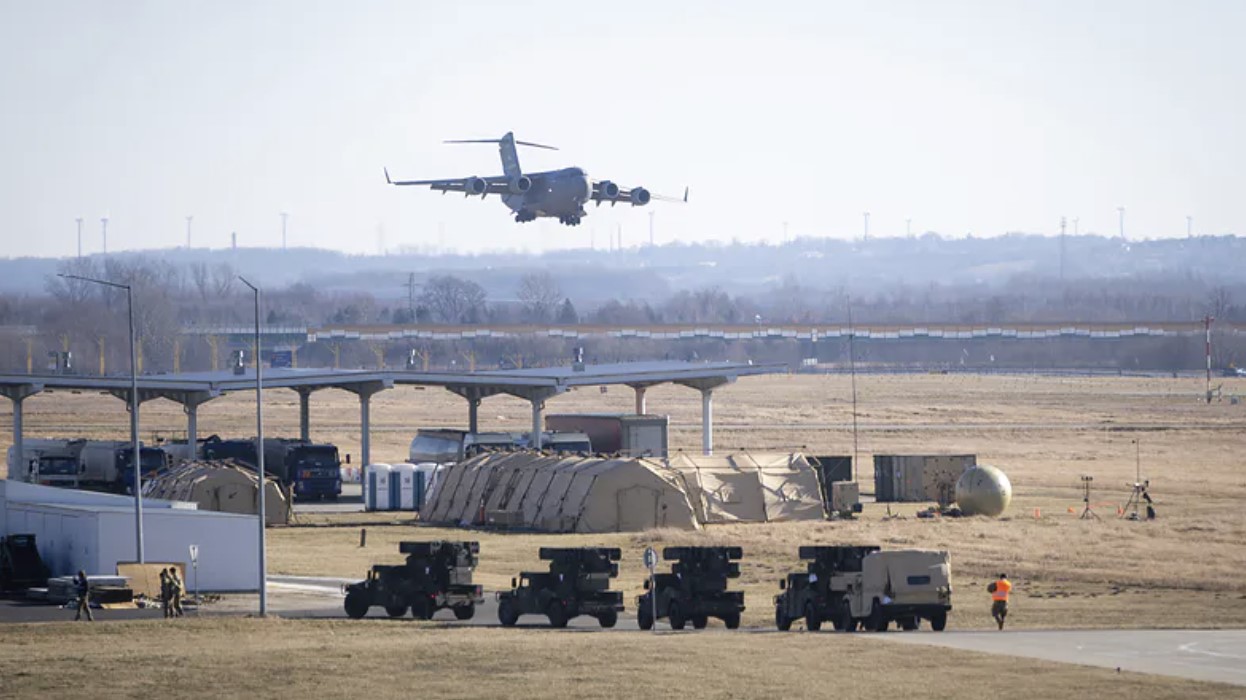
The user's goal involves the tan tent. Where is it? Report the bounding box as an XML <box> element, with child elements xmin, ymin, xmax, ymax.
<box><xmin>421</xmin><ymin>452</ymin><xmax>699</xmax><ymax>533</ymax></box>
<box><xmin>143</xmin><ymin>460</ymin><xmax>291</xmax><ymax>525</ymax></box>
<box><xmin>662</xmin><ymin>453</ymin><xmax>825</xmax><ymax>523</ymax></box>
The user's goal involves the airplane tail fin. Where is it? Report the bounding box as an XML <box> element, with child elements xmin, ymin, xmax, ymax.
<box><xmin>444</xmin><ymin>132</ymin><xmax>557</xmax><ymax>180</ymax></box>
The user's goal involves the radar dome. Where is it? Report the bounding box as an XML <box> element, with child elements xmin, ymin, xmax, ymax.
<box><xmin>955</xmin><ymin>464</ymin><xmax>1012</xmax><ymax>517</ymax></box>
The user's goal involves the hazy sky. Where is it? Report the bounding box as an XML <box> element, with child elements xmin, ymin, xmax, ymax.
<box><xmin>2</xmin><ymin>1</ymin><xmax>1243</xmax><ymax>257</ymax></box>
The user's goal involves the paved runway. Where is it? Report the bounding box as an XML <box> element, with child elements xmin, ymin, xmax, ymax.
<box><xmin>877</xmin><ymin>628</ymin><xmax>1246</xmax><ymax>687</ymax></box>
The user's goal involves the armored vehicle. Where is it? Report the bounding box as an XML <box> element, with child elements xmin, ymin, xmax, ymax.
<box><xmin>837</xmin><ymin>549</ymin><xmax>951</xmax><ymax>632</ymax></box>
<box><xmin>343</xmin><ymin>541</ymin><xmax>483</xmax><ymax>620</ymax></box>
<box><xmin>497</xmin><ymin>547</ymin><xmax>624</xmax><ymax>628</ymax></box>
<box><xmin>774</xmin><ymin>545</ymin><xmax>879</xmax><ymax>631</ymax></box>
<box><xmin>637</xmin><ymin>546</ymin><xmax>745</xmax><ymax>630</ymax></box>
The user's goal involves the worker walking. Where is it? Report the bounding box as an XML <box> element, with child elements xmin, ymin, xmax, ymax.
<box><xmin>988</xmin><ymin>573</ymin><xmax>1011</xmax><ymax>630</ymax></box>
<box><xmin>169</xmin><ymin>567</ymin><xmax>186</xmax><ymax>617</ymax></box>
<box><xmin>160</xmin><ymin>568</ymin><xmax>172</xmax><ymax>619</ymax></box>
<box><xmin>73</xmin><ymin>570</ymin><xmax>94</xmax><ymax>622</ymax></box>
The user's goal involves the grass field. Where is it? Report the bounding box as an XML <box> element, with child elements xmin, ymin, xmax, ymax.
<box><xmin>4</xmin><ymin>374</ymin><xmax>1246</xmax><ymax>630</ymax></box>
<box><xmin>0</xmin><ymin>618</ymin><xmax>1239</xmax><ymax>699</ymax></box>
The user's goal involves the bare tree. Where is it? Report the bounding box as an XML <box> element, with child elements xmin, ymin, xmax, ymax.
<box><xmin>419</xmin><ymin>275</ymin><xmax>487</xmax><ymax>324</ymax></box>
<box><xmin>212</xmin><ymin>262</ymin><xmax>236</xmax><ymax>299</ymax></box>
<box><xmin>517</xmin><ymin>272</ymin><xmax>562</xmax><ymax>323</ymax></box>
<box><xmin>191</xmin><ymin>262</ymin><xmax>211</xmax><ymax>302</ymax></box>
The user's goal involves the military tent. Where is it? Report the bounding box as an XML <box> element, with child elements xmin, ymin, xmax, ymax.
<box><xmin>142</xmin><ymin>460</ymin><xmax>291</xmax><ymax>525</ymax></box>
<box><xmin>420</xmin><ymin>452</ymin><xmax>699</xmax><ymax>533</ymax></box>
<box><xmin>662</xmin><ymin>453</ymin><xmax>825</xmax><ymax>523</ymax></box>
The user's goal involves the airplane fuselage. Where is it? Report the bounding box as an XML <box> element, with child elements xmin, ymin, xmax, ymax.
<box><xmin>503</xmin><ymin>167</ymin><xmax>592</xmax><ymax>224</ymax></box>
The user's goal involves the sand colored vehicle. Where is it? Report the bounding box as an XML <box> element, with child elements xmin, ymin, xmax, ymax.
<box><xmin>836</xmin><ymin>549</ymin><xmax>952</xmax><ymax>632</ymax></box>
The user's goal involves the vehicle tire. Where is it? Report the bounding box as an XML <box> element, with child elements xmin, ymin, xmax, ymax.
<box><xmin>498</xmin><ymin>599</ymin><xmax>518</xmax><ymax>627</ymax></box>
<box><xmin>836</xmin><ymin>601</ymin><xmax>854</xmax><ymax>633</ymax></box>
<box><xmin>344</xmin><ymin>590</ymin><xmax>369</xmax><ymax>619</ymax></box>
<box><xmin>805</xmin><ymin>603</ymin><xmax>822</xmax><ymax>632</ymax></box>
<box><xmin>411</xmin><ymin>597</ymin><xmax>435</xmax><ymax>620</ymax></box>
<box><xmin>775</xmin><ymin>606</ymin><xmax>792</xmax><ymax>631</ymax></box>
<box><xmin>692</xmin><ymin>615</ymin><xmax>708</xmax><ymax>630</ymax></box>
<box><xmin>930</xmin><ymin>611</ymin><xmax>947</xmax><ymax>632</ymax></box>
<box><xmin>668</xmin><ymin>602</ymin><xmax>686</xmax><ymax>630</ymax></box>
<box><xmin>638</xmin><ymin>601</ymin><xmax>654</xmax><ymax>631</ymax></box>
<box><xmin>598</xmin><ymin>611</ymin><xmax>618</xmax><ymax>629</ymax></box>
<box><xmin>723</xmin><ymin>612</ymin><xmax>741</xmax><ymax>630</ymax></box>
<box><xmin>385</xmin><ymin>602</ymin><xmax>409</xmax><ymax>618</ymax></box>
<box><xmin>900</xmin><ymin>616</ymin><xmax>919</xmax><ymax>631</ymax></box>
<box><xmin>453</xmin><ymin>603</ymin><xmax>475</xmax><ymax>621</ymax></box>
<box><xmin>547</xmin><ymin>601</ymin><xmax>569</xmax><ymax>629</ymax></box>
<box><xmin>866</xmin><ymin>601</ymin><xmax>889</xmax><ymax>632</ymax></box>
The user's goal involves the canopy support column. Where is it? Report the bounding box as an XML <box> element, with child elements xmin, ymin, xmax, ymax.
<box><xmin>2</xmin><ymin>384</ymin><xmax>42</xmax><ymax>478</ymax></box>
<box><xmin>676</xmin><ymin>377</ymin><xmax>734</xmax><ymax>457</ymax></box>
<box><xmin>344</xmin><ymin>381</ymin><xmax>392</xmax><ymax>467</ymax></box>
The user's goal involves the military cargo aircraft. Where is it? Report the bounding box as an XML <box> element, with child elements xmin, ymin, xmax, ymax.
<box><xmin>385</xmin><ymin>132</ymin><xmax>686</xmax><ymax>226</ymax></box>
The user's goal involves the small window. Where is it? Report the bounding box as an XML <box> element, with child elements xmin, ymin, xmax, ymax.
<box><xmin>907</xmin><ymin>575</ymin><xmax>931</xmax><ymax>585</ymax></box>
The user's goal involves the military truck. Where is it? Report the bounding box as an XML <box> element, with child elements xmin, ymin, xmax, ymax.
<box><xmin>637</xmin><ymin>546</ymin><xmax>745</xmax><ymax>630</ymax></box>
<box><xmin>201</xmin><ymin>436</ymin><xmax>342</xmax><ymax>501</ymax></box>
<box><xmin>343</xmin><ymin>541</ymin><xmax>483</xmax><ymax>620</ymax></box>
<box><xmin>774</xmin><ymin>545</ymin><xmax>878</xmax><ymax>631</ymax></box>
<box><xmin>837</xmin><ymin>548</ymin><xmax>951</xmax><ymax>632</ymax></box>
<box><xmin>8</xmin><ymin>438</ymin><xmax>168</xmax><ymax>493</ymax></box>
<box><xmin>496</xmin><ymin>547</ymin><xmax>624</xmax><ymax>628</ymax></box>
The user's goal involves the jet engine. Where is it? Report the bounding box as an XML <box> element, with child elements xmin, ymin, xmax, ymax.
<box><xmin>508</xmin><ymin>175</ymin><xmax>532</xmax><ymax>195</ymax></box>
<box><xmin>629</xmin><ymin>187</ymin><xmax>651</xmax><ymax>206</ymax></box>
<box><xmin>464</xmin><ymin>177</ymin><xmax>488</xmax><ymax>196</ymax></box>
<box><xmin>597</xmin><ymin>180</ymin><xmax>620</xmax><ymax>200</ymax></box>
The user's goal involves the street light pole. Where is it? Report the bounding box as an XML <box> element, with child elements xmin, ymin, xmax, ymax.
<box><xmin>59</xmin><ymin>274</ymin><xmax>143</xmax><ymax>562</ymax></box>
<box><xmin>239</xmin><ymin>276</ymin><xmax>267</xmax><ymax>616</ymax></box>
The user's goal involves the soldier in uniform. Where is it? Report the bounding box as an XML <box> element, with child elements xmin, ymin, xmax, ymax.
<box><xmin>73</xmin><ymin>570</ymin><xmax>93</xmax><ymax>622</ymax></box>
<box><xmin>159</xmin><ymin>568</ymin><xmax>172</xmax><ymax>619</ymax></box>
<box><xmin>169</xmin><ymin>567</ymin><xmax>186</xmax><ymax>617</ymax></box>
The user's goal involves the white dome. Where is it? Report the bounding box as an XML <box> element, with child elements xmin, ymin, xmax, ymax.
<box><xmin>955</xmin><ymin>464</ymin><xmax>1013</xmax><ymax>517</ymax></box>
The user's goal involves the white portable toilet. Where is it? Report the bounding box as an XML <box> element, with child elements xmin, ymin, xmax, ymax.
<box><xmin>364</xmin><ymin>464</ymin><xmax>392</xmax><ymax>511</ymax></box>
<box><xmin>412</xmin><ymin>463</ymin><xmax>438</xmax><ymax>511</ymax></box>
<box><xmin>392</xmin><ymin>463</ymin><xmax>416</xmax><ymax>510</ymax></box>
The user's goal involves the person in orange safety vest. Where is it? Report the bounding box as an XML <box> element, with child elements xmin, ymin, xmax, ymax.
<box><xmin>987</xmin><ymin>573</ymin><xmax>1012</xmax><ymax>630</ymax></box>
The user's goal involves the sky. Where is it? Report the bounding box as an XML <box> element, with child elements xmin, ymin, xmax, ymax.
<box><xmin>1</xmin><ymin>0</ymin><xmax>1244</xmax><ymax>258</ymax></box>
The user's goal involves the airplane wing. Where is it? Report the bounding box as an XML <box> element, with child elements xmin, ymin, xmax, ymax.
<box><xmin>384</xmin><ymin>169</ymin><xmax>514</xmax><ymax>195</ymax></box>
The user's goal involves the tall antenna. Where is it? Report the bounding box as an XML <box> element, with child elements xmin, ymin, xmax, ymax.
<box><xmin>403</xmin><ymin>272</ymin><xmax>417</xmax><ymax>320</ymax></box>
<box><xmin>100</xmin><ymin>217</ymin><xmax>109</xmax><ymax>255</ymax></box>
<box><xmin>186</xmin><ymin>215</ymin><xmax>193</xmax><ymax>249</ymax></box>
<box><xmin>280</xmin><ymin>212</ymin><xmax>288</xmax><ymax>250</ymax></box>
<box><xmin>75</xmin><ymin>218</ymin><xmax>83</xmax><ymax>258</ymax></box>
<box><xmin>847</xmin><ymin>294</ymin><xmax>860</xmax><ymax>484</ymax></box>
<box><xmin>1059</xmin><ymin>216</ymin><xmax>1067</xmax><ymax>282</ymax></box>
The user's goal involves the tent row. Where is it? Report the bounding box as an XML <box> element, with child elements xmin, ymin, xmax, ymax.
<box><xmin>420</xmin><ymin>451</ymin><xmax>827</xmax><ymax>533</ymax></box>
<box><xmin>142</xmin><ymin>460</ymin><xmax>291</xmax><ymax>525</ymax></box>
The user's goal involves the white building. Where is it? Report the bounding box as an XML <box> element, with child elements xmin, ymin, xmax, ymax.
<box><xmin>0</xmin><ymin>480</ymin><xmax>259</xmax><ymax>591</ymax></box>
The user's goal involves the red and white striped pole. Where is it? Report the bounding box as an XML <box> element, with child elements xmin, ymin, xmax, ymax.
<box><xmin>1205</xmin><ymin>315</ymin><xmax>1214</xmax><ymax>404</ymax></box>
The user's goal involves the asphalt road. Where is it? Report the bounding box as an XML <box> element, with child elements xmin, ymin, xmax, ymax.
<box><xmin>294</xmin><ymin>483</ymin><xmax>365</xmax><ymax>514</ymax></box>
<box><xmin>877</xmin><ymin>628</ymin><xmax>1246</xmax><ymax>687</ymax></box>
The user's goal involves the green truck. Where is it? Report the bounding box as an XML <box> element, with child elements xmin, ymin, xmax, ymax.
<box><xmin>497</xmin><ymin>547</ymin><xmax>624</xmax><ymax>628</ymax></box>
<box><xmin>344</xmin><ymin>541</ymin><xmax>483</xmax><ymax>620</ymax></box>
<box><xmin>637</xmin><ymin>546</ymin><xmax>745</xmax><ymax>630</ymax></box>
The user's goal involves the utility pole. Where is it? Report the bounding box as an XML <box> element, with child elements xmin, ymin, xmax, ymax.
<box><xmin>281</xmin><ymin>212</ymin><xmax>288</xmax><ymax>250</ymax></box>
<box><xmin>75</xmin><ymin>218</ymin><xmax>83</xmax><ymax>258</ymax></box>
<box><xmin>1117</xmin><ymin>206</ymin><xmax>1126</xmax><ymax>240</ymax></box>
<box><xmin>862</xmin><ymin>212</ymin><xmax>870</xmax><ymax>241</ymax></box>
<box><xmin>403</xmin><ymin>272</ymin><xmax>417</xmax><ymax>321</ymax></box>
<box><xmin>101</xmin><ymin>217</ymin><xmax>109</xmax><ymax>255</ymax></box>
<box><xmin>1186</xmin><ymin>215</ymin><xmax>1193</xmax><ymax>238</ymax></box>
<box><xmin>1205</xmin><ymin>315</ymin><xmax>1215</xmax><ymax>404</ymax></box>
<box><xmin>186</xmin><ymin>215</ymin><xmax>193</xmax><ymax>249</ymax></box>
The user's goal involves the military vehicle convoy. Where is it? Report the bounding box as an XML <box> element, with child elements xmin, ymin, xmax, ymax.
<box><xmin>774</xmin><ymin>546</ymin><xmax>951</xmax><ymax>632</ymax></box>
<box><xmin>343</xmin><ymin>541</ymin><xmax>483</xmax><ymax>620</ymax></box>
<box><xmin>637</xmin><ymin>546</ymin><xmax>745</xmax><ymax>630</ymax></box>
<box><xmin>496</xmin><ymin>547</ymin><xmax>624</xmax><ymax>628</ymax></box>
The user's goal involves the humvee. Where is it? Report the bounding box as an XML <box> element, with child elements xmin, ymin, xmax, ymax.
<box><xmin>774</xmin><ymin>545</ymin><xmax>879</xmax><ymax>631</ymax></box>
<box><xmin>344</xmin><ymin>541</ymin><xmax>483</xmax><ymax>620</ymax></box>
<box><xmin>835</xmin><ymin>549</ymin><xmax>951</xmax><ymax>632</ymax></box>
<box><xmin>497</xmin><ymin>547</ymin><xmax>624</xmax><ymax>628</ymax></box>
<box><xmin>637</xmin><ymin>546</ymin><xmax>745</xmax><ymax>630</ymax></box>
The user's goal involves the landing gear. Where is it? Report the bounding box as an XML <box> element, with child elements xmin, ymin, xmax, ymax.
<box><xmin>557</xmin><ymin>214</ymin><xmax>582</xmax><ymax>226</ymax></box>
<box><xmin>514</xmin><ymin>210</ymin><xmax>537</xmax><ymax>223</ymax></box>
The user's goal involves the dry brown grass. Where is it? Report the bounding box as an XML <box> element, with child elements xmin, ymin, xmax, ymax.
<box><xmin>6</xmin><ymin>374</ymin><xmax>1246</xmax><ymax>631</ymax></box>
<box><xmin>0</xmin><ymin>617</ymin><xmax>1237</xmax><ymax>699</ymax></box>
